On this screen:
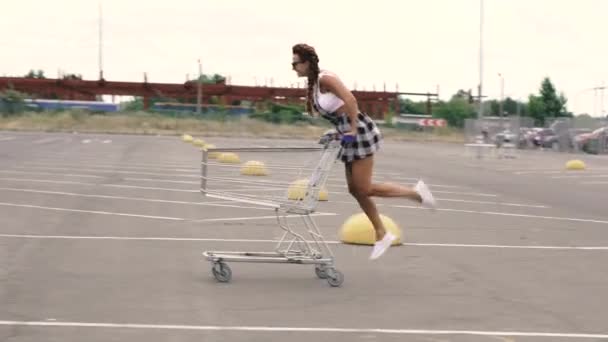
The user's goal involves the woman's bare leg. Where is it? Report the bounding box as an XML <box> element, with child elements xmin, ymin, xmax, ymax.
<box><xmin>346</xmin><ymin>156</ymin><xmax>390</xmax><ymax>241</ymax></box>
<box><xmin>369</xmin><ymin>182</ymin><xmax>422</xmax><ymax>201</ymax></box>
<box><xmin>348</xmin><ymin>155</ymin><xmax>432</xmax><ymax>259</ymax></box>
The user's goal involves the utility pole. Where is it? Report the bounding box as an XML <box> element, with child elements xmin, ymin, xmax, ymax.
<box><xmin>603</xmin><ymin>81</ymin><xmax>606</xmax><ymax>116</ymax></box>
<box><xmin>197</xmin><ymin>59</ymin><xmax>202</xmax><ymax>115</ymax></box>
<box><xmin>594</xmin><ymin>82</ymin><xmax>606</xmax><ymax>116</ymax></box>
<box><xmin>498</xmin><ymin>73</ymin><xmax>504</xmax><ymax>117</ymax></box>
<box><xmin>477</xmin><ymin>0</ymin><xmax>484</xmax><ymax>120</ymax></box>
<box><xmin>517</xmin><ymin>97</ymin><xmax>521</xmax><ymax>116</ymax></box>
<box><xmin>498</xmin><ymin>73</ymin><xmax>505</xmax><ymax>131</ymax></box>
<box><xmin>98</xmin><ymin>1</ymin><xmax>104</xmax><ymax>80</ymax></box>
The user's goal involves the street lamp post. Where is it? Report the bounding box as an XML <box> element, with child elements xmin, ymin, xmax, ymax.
<box><xmin>498</xmin><ymin>73</ymin><xmax>504</xmax><ymax>118</ymax></box>
<box><xmin>498</xmin><ymin>73</ymin><xmax>505</xmax><ymax>131</ymax></box>
<box><xmin>197</xmin><ymin>59</ymin><xmax>203</xmax><ymax>115</ymax></box>
<box><xmin>478</xmin><ymin>0</ymin><xmax>484</xmax><ymax>120</ymax></box>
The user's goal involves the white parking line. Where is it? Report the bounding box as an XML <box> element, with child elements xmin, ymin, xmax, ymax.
<box><xmin>103</xmin><ymin>184</ymin><xmax>198</xmax><ymax>192</ymax></box>
<box><xmin>581</xmin><ymin>181</ymin><xmax>608</xmax><ymax>185</ymax></box>
<box><xmin>0</xmin><ymin>136</ymin><xmax>16</xmax><ymax>142</ymax></box>
<box><xmin>430</xmin><ymin>198</ymin><xmax>549</xmax><ymax>208</ymax></box>
<box><xmin>0</xmin><ymin>184</ymin><xmax>591</xmax><ymax>224</ymax></box>
<box><xmin>324</xmin><ymin>181</ymin><xmax>468</xmax><ymax>190</ymax></box>
<box><xmin>7</xmin><ymin>166</ymin><xmax>200</xmax><ymax>178</ymax></box>
<box><xmin>329</xmin><ymin>199</ymin><xmax>548</xmax><ymax>209</ymax></box>
<box><xmin>327</xmin><ymin>176</ymin><xmax>468</xmax><ymax>189</ymax></box>
<box><xmin>429</xmin><ymin>190</ymin><xmax>497</xmax><ymax>197</ymax></box>
<box><xmin>1</xmin><ymin>234</ymin><xmax>607</xmax><ymax>250</ymax></box>
<box><xmin>0</xmin><ymin>177</ymin><xmax>199</xmax><ymax>193</ymax></box>
<box><xmin>0</xmin><ymin>202</ymin><xmax>184</xmax><ymax>221</ymax></box>
<box><xmin>193</xmin><ymin>212</ymin><xmax>336</xmax><ymax>222</ymax></box>
<box><xmin>233</xmin><ymin>187</ymin><xmax>499</xmax><ymax>198</ymax></box>
<box><xmin>19</xmin><ymin>161</ymin><xmax>199</xmax><ymax>172</ymax></box>
<box><xmin>552</xmin><ymin>174</ymin><xmax>608</xmax><ymax>179</ymax></box>
<box><xmin>0</xmin><ymin>173</ymin><xmax>499</xmax><ymax>198</ymax></box>
<box><xmin>126</xmin><ymin>177</ymin><xmax>198</xmax><ymax>184</ymax></box>
<box><xmin>31</xmin><ymin>137</ymin><xmax>62</xmax><ymax>144</ymax></box>
<box><xmin>0</xmin><ymin>234</ymin><xmax>280</xmax><ymax>243</ymax></box>
<box><xmin>0</xmin><ymin>177</ymin><xmax>322</xmax><ymax>195</ymax></box>
<box><xmin>0</xmin><ymin>179</ymin><xmax>559</xmax><ymax>221</ymax></box>
<box><xmin>0</xmin><ymin>170</ymin><xmax>105</xmax><ymax>179</ymax></box>
<box><xmin>394</xmin><ymin>205</ymin><xmax>608</xmax><ymax>224</ymax></box>
<box><xmin>378</xmin><ymin>177</ymin><xmax>469</xmax><ymax>189</ymax></box>
<box><xmin>0</xmin><ymin>202</ymin><xmax>336</xmax><ymax>222</ymax></box>
<box><xmin>514</xmin><ymin>170</ymin><xmax>570</xmax><ymax>175</ymax></box>
<box><xmin>0</xmin><ymin>187</ymin><xmax>273</xmax><ymax>211</ymax></box>
<box><xmin>407</xmin><ymin>242</ymin><xmax>608</xmax><ymax>250</ymax></box>
<box><xmin>515</xmin><ymin>168</ymin><xmax>608</xmax><ymax>175</ymax></box>
<box><xmin>21</xmin><ymin>160</ymin><xmax>198</xmax><ymax>169</ymax></box>
<box><xmin>0</xmin><ymin>320</ymin><xmax>606</xmax><ymax>339</ymax></box>
<box><xmin>4</xmin><ymin>165</ymin><xmax>489</xmax><ymax>194</ymax></box>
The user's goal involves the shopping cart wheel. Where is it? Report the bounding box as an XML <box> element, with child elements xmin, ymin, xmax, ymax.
<box><xmin>212</xmin><ymin>262</ymin><xmax>232</xmax><ymax>283</ymax></box>
<box><xmin>325</xmin><ymin>268</ymin><xmax>344</xmax><ymax>287</ymax></box>
<box><xmin>315</xmin><ymin>265</ymin><xmax>328</xmax><ymax>279</ymax></box>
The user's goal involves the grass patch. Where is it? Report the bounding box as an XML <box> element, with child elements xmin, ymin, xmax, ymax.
<box><xmin>380</xmin><ymin>126</ymin><xmax>465</xmax><ymax>143</ymax></box>
<box><xmin>0</xmin><ymin>111</ymin><xmax>465</xmax><ymax>143</ymax></box>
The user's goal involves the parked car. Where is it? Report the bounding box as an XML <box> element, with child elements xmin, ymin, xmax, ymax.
<box><xmin>531</xmin><ymin>128</ymin><xmax>555</xmax><ymax>148</ymax></box>
<box><xmin>575</xmin><ymin>126</ymin><xmax>608</xmax><ymax>154</ymax></box>
<box><xmin>518</xmin><ymin>127</ymin><xmax>541</xmax><ymax>148</ymax></box>
<box><xmin>544</xmin><ymin>129</ymin><xmax>585</xmax><ymax>150</ymax></box>
<box><xmin>531</xmin><ymin>127</ymin><xmax>589</xmax><ymax>151</ymax></box>
<box><xmin>494</xmin><ymin>129</ymin><xmax>517</xmax><ymax>147</ymax></box>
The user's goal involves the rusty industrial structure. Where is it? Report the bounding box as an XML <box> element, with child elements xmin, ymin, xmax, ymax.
<box><xmin>0</xmin><ymin>76</ymin><xmax>438</xmax><ymax>119</ymax></box>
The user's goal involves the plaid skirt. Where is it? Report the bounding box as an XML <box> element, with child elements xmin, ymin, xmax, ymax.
<box><xmin>321</xmin><ymin>111</ymin><xmax>382</xmax><ymax>163</ymax></box>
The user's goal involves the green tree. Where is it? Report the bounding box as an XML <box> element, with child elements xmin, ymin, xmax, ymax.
<box><xmin>452</xmin><ymin>89</ymin><xmax>471</xmax><ymax>101</ymax></box>
<box><xmin>198</xmin><ymin>73</ymin><xmax>226</xmax><ymax>84</ymax></box>
<box><xmin>0</xmin><ymin>89</ymin><xmax>28</xmax><ymax>115</ymax></box>
<box><xmin>486</xmin><ymin>99</ymin><xmax>500</xmax><ymax>115</ymax></box>
<box><xmin>398</xmin><ymin>98</ymin><xmax>425</xmax><ymax>114</ymax></box>
<box><xmin>539</xmin><ymin>77</ymin><xmax>568</xmax><ymax>117</ymax></box>
<box><xmin>523</xmin><ymin>77</ymin><xmax>571</xmax><ymax>125</ymax></box>
<box><xmin>433</xmin><ymin>96</ymin><xmax>476</xmax><ymax>128</ymax></box>
<box><xmin>62</xmin><ymin>73</ymin><xmax>82</xmax><ymax>80</ymax></box>
<box><xmin>122</xmin><ymin>97</ymin><xmax>144</xmax><ymax>111</ymax></box>
<box><xmin>250</xmin><ymin>102</ymin><xmax>309</xmax><ymax>124</ymax></box>
<box><xmin>527</xmin><ymin>94</ymin><xmax>545</xmax><ymax>125</ymax></box>
<box><xmin>502</xmin><ymin>97</ymin><xmax>520</xmax><ymax>115</ymax></box>
<box><xmin>24</xmin><ymin>69</ymin><xmax>45</xmax><ymax>79</ymax></box>
<box><xmin>485</xmin><ymin>97</ymin><xmax>529</xmax><ymax>116</ymax></box>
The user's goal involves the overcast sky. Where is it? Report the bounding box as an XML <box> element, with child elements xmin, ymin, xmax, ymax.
<box><xmin>1</xmin><ymin>0</ymin><xmax>607</xmax><ymax>116</ymax></box>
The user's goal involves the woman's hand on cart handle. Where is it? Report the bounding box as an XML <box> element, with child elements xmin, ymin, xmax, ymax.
<box><xmin>318</xmin><ymin>129</ymin><xmax>341</xmax><ymax>145</ymax></box>
<box><xmin>341</xmin><ymin>131</ymin><xmax>357</xmax><ymax>145</ymax></box>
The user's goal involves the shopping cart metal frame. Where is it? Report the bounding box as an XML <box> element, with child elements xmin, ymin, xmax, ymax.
<box><xmin>200</xmin><ymin>137</ymin><xmax>345</xmax><ymax>287</ymax></box>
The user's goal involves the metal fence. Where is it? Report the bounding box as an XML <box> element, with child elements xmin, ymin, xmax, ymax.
<box><xmin>464</xmin><ymin>116</ymin><xmax>608</xmax><ymax>155</ymax></box>
<box><xmin>464</xmin><ymin>116</ymin><xmax>533</xmax><ymax>146</ymax></box>
<box><xmin>543</xmin><ymin>117</ymin><xmax>607</xmax><ymax>154</ymax></box>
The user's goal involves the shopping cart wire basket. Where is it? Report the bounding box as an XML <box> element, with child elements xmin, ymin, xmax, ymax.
<box><xmin>200</xmin><ymin>137</ymin><xmax>345</xmax><ymax>287</ymax></box>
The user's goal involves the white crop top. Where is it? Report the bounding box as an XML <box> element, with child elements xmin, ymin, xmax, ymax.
<box><xmin>313</xmin><ymin>71</ymin><xmax>345</xmax><ymax>114</ymax></box>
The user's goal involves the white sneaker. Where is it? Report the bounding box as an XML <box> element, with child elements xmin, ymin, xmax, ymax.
<box><xmin>369</xmin><ymin>231</ymin><xmax>397</xmax><ymax>260</ymax></box>
<box><xmin>415</xmin><ymin>179</ymin><xmax>437</xmax><ymax>210</ymax></box>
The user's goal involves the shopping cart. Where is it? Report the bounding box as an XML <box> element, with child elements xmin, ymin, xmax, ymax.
<box><xmin>200</xmin><ymin>133</ymin><xmax>345</xmax><ymax>287</ymax></box>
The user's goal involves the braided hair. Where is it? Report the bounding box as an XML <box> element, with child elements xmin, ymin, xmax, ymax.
<box><xmin>292</xmin><ymin>43</ymin><xmax>320</xmax><ymax>114</ymax></box>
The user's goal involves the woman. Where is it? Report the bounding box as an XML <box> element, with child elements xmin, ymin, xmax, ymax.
<box><xmin>291</xmin><ymin>43</ymin><xmax>437</xmax><ymax>260</ymax></box>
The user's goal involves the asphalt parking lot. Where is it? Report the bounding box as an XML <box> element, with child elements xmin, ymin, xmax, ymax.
<box><xmin>1</xmin><ymin>131</ymin><xmax>608</xmax><ymax>341</ymax></box>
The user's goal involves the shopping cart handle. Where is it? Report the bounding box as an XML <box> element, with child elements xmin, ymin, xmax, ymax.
<box><xmin>318</xmin><ymin>129</ymin><xmax>340</xmax><ymax>145</ymax></box>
